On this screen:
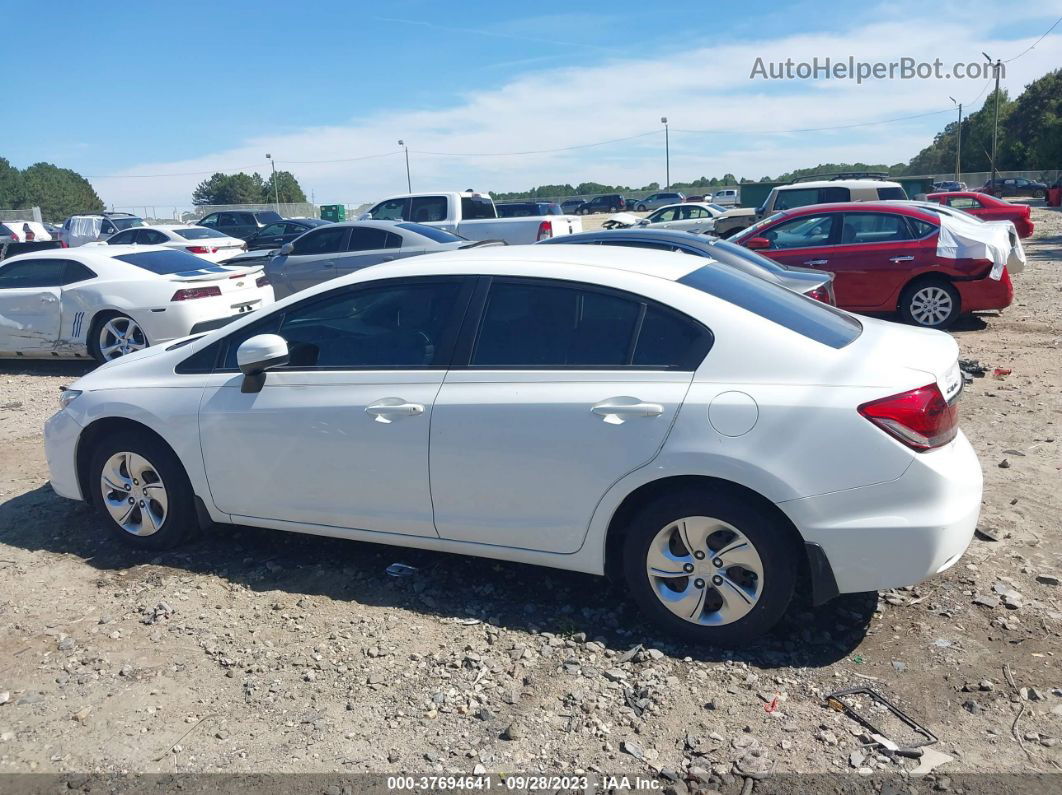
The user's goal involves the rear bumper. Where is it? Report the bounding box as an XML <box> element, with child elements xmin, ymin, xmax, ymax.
<box><xmin>139</xmin><ymin>287</ymin><xmax>273</xmax><ymax>344</ymax></box>
<box><xmin>957</xmin><ymin>268</ymin><xmax>1013</xmax><ymax>313</ymax></box>
<box><xmin>778</xmin><ymin>431</ymin><xmax>982</xmax><ymax>593</ymax></box>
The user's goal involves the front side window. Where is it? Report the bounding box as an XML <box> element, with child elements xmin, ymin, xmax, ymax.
<box><xmin>763</xmin><ymin>214</ymin><xmax>836</xmax><ymax>249</ymax></box>
<box><xmin>839</xmin><ymin>213</ymin><xmax>912</xmax><ymax>244</ymax></box>
<box><xmin>219</xmin><ymin>279</ymin><xmax>465</xmax><ymax>370</ymax></box>
<box><xmin>651</xmin><ymin>207</ymin><xmax>679</xmax><ymax>222</ymax></box>
<box><xmin>108</xmin><ymin>230</ymin><xmax>137</xmax><ymax>244</ymax></box>
<box><xmin>258</xmin><ymin>223</ymin><xmax>286</xmax><ymax>237</ymax></box>
<box><xmin>199</xmin><ymin>214</ymin><xmax>219</xmax><ymax>227</ymax></box>
<box><xmin>471</xmin><ymin>280</ymin><xmax>711</xmax><ymax>369</ymax></box>
<box><xmin>773</xmin><ymin>188</ymin><xmax>821</xmax><ymax>211</ymax></box>
<box><xmin>369</xmin><ymin>198</ymin><xmax>409</xmax><ymax>221</ymax></box>
<box><xmin>0</xmin><ymin>259</ymin><xmax>68</xmax><ymax>288</ymax></box>
<box><xmin>292</xmin><ymin>227</ymin><xmax>349</xmax><ymax>255</ymax></box>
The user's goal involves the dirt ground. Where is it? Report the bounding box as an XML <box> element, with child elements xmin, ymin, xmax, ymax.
<box><xmin>0</xmin><ymin>207</ymin><xmax>1060</xmax><ymax>790</ymax></box>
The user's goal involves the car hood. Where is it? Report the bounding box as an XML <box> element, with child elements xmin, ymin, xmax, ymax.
<box><xmin>719</xmin><ymin>207</ymin><xmax>756</xmax><ymax>218</ymax></box>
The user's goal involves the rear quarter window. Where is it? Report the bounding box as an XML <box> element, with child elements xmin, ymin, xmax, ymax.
<box><xmin>678</xmin><ymin>265</ymin><xmax>861</xmax><ymax>349</ymax></box>
<box><xmin>877</xmin><ymin>187</ymin><xmax>907</xmax><ymax>200</ymax></box>
<box><xmin>113</xmin><ymin>249</ymin><xmax>220</xmax><ymax>275</ymax></box>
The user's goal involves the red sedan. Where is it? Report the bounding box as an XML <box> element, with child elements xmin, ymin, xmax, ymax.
<box><xmin>926</xmin><ymin>191</ymin><xmax>1035</xmax><ymax>238</ymax></box>
<box><xmin>731</xmin><ymin>202</ymin><xmax>1013</xmax><ymax>329</ymax></box>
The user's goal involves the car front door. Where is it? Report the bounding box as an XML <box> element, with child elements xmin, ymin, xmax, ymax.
<box><xmin>0</xmin><ymin>259</ymin><xmax>66</xmax><ymax>352</ymax></box>
<box><xmin>429</xmin><ymin>277</ymin><xmax>708</xmax><ymax>554</ymax></box>
<box><xmin>753</xmin><ymin>212</ymin><xmax>839</xmax><ymax>276</ymax></box>
<box><xmin>273</xmin><ymin>226</ymin><xmax>352</xmax><ymax>295</ymax></box>
<box><xmin>198</xmin><ymin>276</ymin><xmax>474</xmax><ymax>535</ymax></box>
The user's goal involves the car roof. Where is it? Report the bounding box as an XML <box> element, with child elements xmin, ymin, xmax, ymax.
<box><xmin>398</xmin><ymin>243</ymin><xmax>702</xmax><ymax>282</ymax></box>
<box><xmin>326</xmin><ymin>220</ymin><xmax>432</xmax><ymax>231</ymax></box>
<box><xmin>2</xmin><ymin>244</ymin><xmax>172</xmax><ymax>267</ymax></box>
<box><xmin>770</xmin><ymin>202</ymin><xmax>938</xmax><ymax>220</ymax></box>
<box><xmin>554</xmin><ymin>228</ymin><xmax>711</xmax><ymax>245</ymax></box>
<box><xmin>778</xmin><ymin>179</ymin><xmax>902</xmax><ymax>190</ymax></box>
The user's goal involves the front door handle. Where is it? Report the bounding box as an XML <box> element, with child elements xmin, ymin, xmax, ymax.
<box><xmin>592</xmin><ymin>398</ymin><xmax>664</xmax><ymax>425</ymax></box>
<box><xmin>365</xmin><ymin>398</ymin><xmax>425</xmax><ymax>423</ymax></box>
<box><xmin>890</xmin><ymin>256</ymin><xmax>915</xmax><ymax>262</ymax></box>
<box><xmin>804</xmin><ymin>259</ymin><xmax>828</xmax><ymax>266</ymax></box>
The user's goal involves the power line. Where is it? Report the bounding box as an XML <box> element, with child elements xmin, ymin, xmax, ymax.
<box><xmin>1003</xmin><ymin>14</ymin><xmax>1062</xmax><ymax>63</ymax></box>
<box><xmin>674</xmin><ymin>107</ymin><xmax>953</xmax><ymax>136</ymax></box>
<box><xmin>88</xmin><ymin>165</ymin><xmax>261</xmax><ymax>179</ymax></box>
<box><xmin>279</xmin><ymin>151</ymin><xmax>402</xmax><ymax>165</ymax></box>
<box><xmin>413</xmin><ymin>130</ymin><xmax>662</xmax><ymax>157</ymax></box>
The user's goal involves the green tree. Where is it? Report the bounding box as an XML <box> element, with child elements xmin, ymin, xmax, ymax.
<box><xmin>192</xmin><ymin>171</ymin><xmax>274</xmax><ymax>205</ymax></box>
<box><xmin>0</xmin><ymin>157</ymin><xmax>26</xmax><ymax>208</ymax></box>
<box><xmin>20</xmin><ymin>162</ymin><xmax>103</xmax><ymax>220</ymax></box>
<box><xmin>261</xmin><ymin>170</ymin><xmax>307</xmax><ymax>203</ymax></box>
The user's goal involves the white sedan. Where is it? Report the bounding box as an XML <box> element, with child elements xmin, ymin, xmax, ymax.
<box><xmin>43</xmin><ymin>245</ymin><xmax>981</xmax><ymax>644</ymax></box>
<box><xmin>105</xmin><ymin>225</ymin><xmax>246</xmax><ymax>264</ymax></box>
<box><xmin>0</xmin><ymin>246</ymin><xmax>273</xmax><ymax>363</ymax></box>
<box><xmin>603</xmin><ymin>202</ymin><xmax>724</xmax><ymax>233</ymax></box>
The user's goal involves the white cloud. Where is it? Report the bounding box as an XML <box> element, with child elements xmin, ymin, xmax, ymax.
<box><xmin>95</xmin><ymin>5</ymin><xmax>1062</xmax><ymax>211</ymax></box>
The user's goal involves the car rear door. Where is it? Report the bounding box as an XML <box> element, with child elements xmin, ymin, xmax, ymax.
<box><xmin>334</xmin><ymin>228</ymin><xmax>402</xmax><ymax>276</ymax></box>
<box><xmin>0</xmin><ymin>258</ymin><xmax>66</xmax><ymax>352</ymax></box>
<box><xmin>198</xmin><ymin>276</ymin><xmax>474</xmax><ymax>535</ymax></box>
<box><xmin>273</xmin><ymin>226</ymin><xmax>352</xmax><ymax>295</ymax></box>
<box><xmin>428</xmin><ymin>277</ymin><xmax>709</xmax><ymax>554</ymax></box>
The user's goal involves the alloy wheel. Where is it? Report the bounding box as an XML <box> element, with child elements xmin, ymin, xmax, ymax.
<box><xmin>100</xmin><ymin>451</ymin><xmax>168</xmax><ymax>536</ymax></box>
<box><xmin>645</xmin><ymin>516</ymin><xmax>764</xmax><ymax>626</ymax></box>
<box><xmin>909</xmin><ymin>286</ymin><xmax>954</xmax><ymax>327</ymax></box>
<box><xmin>98</xmin><ymin>317</ymin><xmax>147</xmax><ymax>360</ymax></box>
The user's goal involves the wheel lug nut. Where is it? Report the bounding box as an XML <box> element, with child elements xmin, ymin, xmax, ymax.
<box><xmin>128</xmin><ymin>497</ymin><xmax>135</xmax><ymax>504</ymax></box>
<box><xmin>712</xmin><ymin>575</ymin><xmax>723</xmax><ymax>586</ymax></box>
<box><xmin>713</xmin><ymin>558</ymin><xmax>723</xmax><ymax>568</ymax></box>
<box><xmin>683</xmin><ymin>563</ymin><xmax>694</xmax><ymax>573</ymax></box>
<box><xmin>694</xmin><ymin>578</ymin><xmax>705</xmax><ymax>589</ymax></box>
<box><xmin>124</xmin><ymin>484</ymin><xmax>131</xmax><ymax>490</ymax></box>
<box><xmin>693</xmin><ymin>551</ymin><xmax>705</xmax><ymax>560</ymax></box>
<box><xmin>139</xmin><ymin>501</ymin><xmax>145</xmax><ymax>507</ymax></box>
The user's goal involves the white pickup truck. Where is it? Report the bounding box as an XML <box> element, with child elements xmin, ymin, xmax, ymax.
<box><xmin>359</xmin><ymin>191</ymin><xmax>582</xmax><ymax>245</ymax></box>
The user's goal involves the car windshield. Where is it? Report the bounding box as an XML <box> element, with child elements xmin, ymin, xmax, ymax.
<box><xmin>678</xmin><ymin>265</ymin><xmax>861</xmax><ymax>348</ymax></box>
<box><xmin>113</xmin><ymin>249</ymin><xmax>221</xmax><ymax>274</ymax></box>
<box><xmin>395</xmin><ymin>223</ymin><xmax>465</xmax><ymax>243</ymax></box>
<box><xmin>175</xmin><ymin>227</ymin><xmax>228</xmax><ymax>240</ymax></box>
<box><xmin>111</xmin><ymin>217</ymin><xmax>145</xmax><ymax>230</ymax></box>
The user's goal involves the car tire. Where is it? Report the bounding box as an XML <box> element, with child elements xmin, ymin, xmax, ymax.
<box><xmin>899</xmin><ymin>278</ymin><xmax>961</xmax><ymax>329</ymax></box>
<box><xmin>636</xmin><ymin>204</ymin><xmax>647</xmax><ymax>212</ymax></box>
<box><xmin>621</xmin><ymin>487</ymin><xmax>798</xmax><ymax>645</ymax></box>
<box><xmin>88</xmin><ymin>312</ymin><xmax>149</xmax><ymax>364</ymax></box>
<box><xmin>88</xmin><ymin>430</ymin><xmax>198</xmax><ymax>551</ymax></box>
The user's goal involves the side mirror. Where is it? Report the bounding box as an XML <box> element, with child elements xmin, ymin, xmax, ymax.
<box><xmin>237</xmin><ymin>334</ymin><xmax>289</xmax><ymax>393</ymax></box>
<box><xmin>278</xmin><ymin>242</ymin><xmax>294</xmax><ymax>256</ymax></box>
<box><xmin>745</xmin><ymin>237</ymin><xmax>770</xmax><ymax>250</ymax></box>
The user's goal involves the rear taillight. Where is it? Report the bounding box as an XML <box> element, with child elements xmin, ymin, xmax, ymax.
<box><xmin>256</xmin><ymin>275</ymin><xmax>269</xmax><ymax>288</ymax></box>
<box><xmin>804</xmin><ymin>286</ymin><xmax>830</xmax><ymax>303</ymax></box>
<box><xmin>59</xmin><ymin>240</ymin><xmax>69</xmax><ymax>248</ymax></box>
<box><xmin>536</xmin><ymin>220</ymin><xmax>553</xmax><ymax>241</ymax></box>
<box><xmin>858</xmin><ymin>383</ymin><xmax>958</xmax><ymax>452</ymax></box>
<box><xmin>186</xmin><ymin>246</ymin><xmax>218</xmax><ymax>254</ymax></box>
<box><xmin>171</xmin><ymin>286</ymin><xmax>222</xmax><ymax>301</ymax></box>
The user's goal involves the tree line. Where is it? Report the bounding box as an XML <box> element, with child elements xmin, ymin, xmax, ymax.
<box><xmin>0</xmin><ymin>158</ymin><xmax>104</xmax><ymax>221</ymax></box>
<box><xmin>192</xmin><ymin>171</ymin><xmax>307</xmax><ymax>206</ymax></box>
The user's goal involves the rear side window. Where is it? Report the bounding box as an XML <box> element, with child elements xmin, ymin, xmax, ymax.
<box><xmin>820</xmin><ymin>187</ymin><xmax>850</xmax><ymax>203</ymax></box>
<box><xmin>471</xmin><ymin>279</ymin><xmax>712</xmax><ymax>369</ymax></box>
<box><xmin>410</xmin><ymin>196</ymin><xmax>448</xmax><ymax>223</ymax></box>
<box><xmin>774</xmin><ymin>188</ymin><xmax>820</xmax><ymax>210</ymax></box>
<box><xmin>347</xmin><ymin>227</ymin><xmax>399</xmax><ymax>251</ymax></box>
<box><xmin>876</xmin><ymin>187</ymin><xmax>907</xmax><ymax>200</ymax></box>
<box><xmin>292</xmin><ymin>227</ymin><xmax>349</xmax><ymax>255</ymax></box>
<box><xmin>678</xmin><ymin>266</ymin><xmax>861</xmax><ymax>349</ymax></box>
<box><xmin>113</xmin><ymin>249</ymin><xmax>218</xmax><ymax>274</ymax></box>
<box><xmin>839</xmin><ymin>213</ymin><xmax>912</xmax><ymax>244</ymax></box>
<box><xmin>908</xmin><ymin>217</ymin><xmax>937</xmax><ymax>237</ymax></box>
<box><xmin>461</xmin><ymin>197</ymin><xmax>496</xmax><ymax>220</ymax></box>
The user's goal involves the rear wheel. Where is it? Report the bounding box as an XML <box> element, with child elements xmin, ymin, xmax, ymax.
<box><xmin>621</xmin><ymin>488</ymin><xmax>798</xmax><ymax>645</ymax></box>
<box><xmin>900</xmin><ymin>279</ymin><xmax>961</xmax><ymax>329</ymax></box>
<box><xmin>88</xmin><ymin>313</ymin><xmax>148</xmax><ymax>363</ymax></box>
<box><xmin>88</xmin><ymin>430</ymin><xmax>198</xmax><ymax>550</ymax></box>
<box><xmin>636</xmin><ymin>204</ymin><xmax>647</xmax><ymax>212</ymax></box>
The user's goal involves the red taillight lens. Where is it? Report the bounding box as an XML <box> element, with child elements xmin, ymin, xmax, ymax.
<box><xmin>804</xmin><ymin>286</ymin><xmax>830</xmax><ymax>303</ymax></box>
<box><xmin>171</xmin><ymin>286</ymin><xmax>222</xmax><ymax>301</ymax></box>
<box><xmin>186</xmin><ymin>246</ymin><xmax>218</xmax><ymax>254</ymax></box>
<box><xmin>256</xmin><ymin>275</ymin><xmax>269</xmax><ymax>288</ymax></box>
<box><xmin>858</xmin><ymin>383</ymin><xmax>959</xmax><ymax>452</ymax></box>
<box><xmin>536</xmin><ymin>220</ymin><xmax>553</xmax><ymax>241</ymax></box>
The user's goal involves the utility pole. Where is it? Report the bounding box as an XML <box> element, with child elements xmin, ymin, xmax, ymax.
<box><xmin>398</xmin><ymin>140</ymin><xmax>411</xmax><ymax>192</ymax></box>
<box><xmin>981</xmin><ymin>52</ymin><xmax>1002</xmax><ymax>183</ymax></box>
<box><xmin>266</xmin><ymin>154</ymin><xmax>281</xmax><ymax>213</ymax></box>
<box><xmin>660</xmin><ymin>117</ymin><xmax>670</xmax><ymax>189</ymax></box>
<box><xmin>949</xmin><ymin>96</ymin><xmax>962</xmax><ymax>182</ymax></box>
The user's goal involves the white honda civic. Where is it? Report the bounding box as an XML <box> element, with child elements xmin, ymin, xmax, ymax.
<box><xmin>0</xmin><ymin>246</ymin><xmax>274</xmax><ymax>363</ymax></box>
<box><xmin>43</xmin><ymin>245</ymin><xmax>981</xmax><ymax>643</ymax></box>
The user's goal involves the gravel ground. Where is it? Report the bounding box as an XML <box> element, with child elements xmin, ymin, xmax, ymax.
<box><xmin>0</xmin><ymin>207</ymin><xmax>1060</xmax><ymax>789</ymax></box>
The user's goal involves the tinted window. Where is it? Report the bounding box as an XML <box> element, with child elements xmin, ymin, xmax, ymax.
<box><xmin>176</xmin><ymin>227</ymin><xmax>227</xmax><ymax>240</ymax></box>
<box><xmin>136</xmin><ymin>229</ymin><xmax>169</xmax><ymax>245</ymax></box>
<box><xmin>396</xmin><ymin>223</ymin><xmax>464</xmax><ymax>243</ymax></box>
<box><xmin>876</xmin><ymin>187</ymin><xmax>907</xmax><ymax>201</ymax></box>
<box><xmin>218</xmin><ymin>213</ymin><xmax>241</xmax><ymax>226</ymax></box>
<box><xmin>64</xmin><ymin>261</ymin><xmax>96</xmax><ymax>283</ymax></box>
<box><xmin>461</xmin><ymin>197</ymin><xmax>496</xmax><ymax>220</ymax></box>
<box><xmin>840</xmin><ymin>213</ymin><xmax>912</xmax><ymax>244</ymax></box>
<box><xmin>908</xmin><ymin>218</ymin><xmax>937</xmax><ymax>237</ymax></box>
<box><xmin>113</xmin><ymin>250</ymin><xmax>219</xmax><ymax>274</ymax></box>
<box><xmin>0</xmin><ymin>259</ymin><xmax>68</xmax><ymax>288</ymax></box>
<box><xmin>100</xmin><ymin>220</ymin><xmax>117</xmax><ymax>235</ymax></box>
<box><xmin>820</xmin><ymin>187</ymin><xmax>850</xmax><ymax>203</ymax></box>
<box><xmin>292</xmin><ymin>227</ymin><xmax>349</xmax><ymax>255</ymax></box>
<box><xmin>764</xmin><ymin>214</ymin><xmax>835</xmax><ymax>249</ymax></box>
<box><xmin>678</xmin><ymin>266</ymin><xmax>861</xmax><ymax>348</ymax></box>
<box><xmin>370</xmin><ymin>198</ymin><xmax>409</xmax><ymax>221</ymax></box>
<box><xmin>347</xmin><ymin>227</ymin><xmax>398</xmax><ymax>251</ymax></box>
<box><xmin>496</xmin><ymin>203</ymin><xmax>535</xmax><ymax>218</ymax></box>
<box><xmin>257</xmin><ymin>223</ymin><xmax>287</xmax><ymax>237</ymax></box>
<box><xmin>111</xmin><ymin>217</ymin><xmax>145</xmax><ymax>231</ymax></box>
<box><xmin>409</xmin><ymin>196</ymin><xmax>448</xmax><ymax>223</ymax></box>
<box><xmin>774</xmin><ymin>188</ymin><xmax>820</xmax><ymax>210</ymax></box>
<box><xmin>220</xmin><ymin>280</ymin><xmax>465</xmax><ymax>370</ymax></box>
<box><xmin>471</xmin><ymin>280</ymin><xmax>711</xmax><ymax>369</ymax></box>
<box><xmin>199</xmin><ymin>214</ymin><xmax>219</xmax><ymax>227</ymax></box>
<box><xmin>107</xmin><ymin>230</ymin><xmax>137</xmax><ymax>245</ymax></box>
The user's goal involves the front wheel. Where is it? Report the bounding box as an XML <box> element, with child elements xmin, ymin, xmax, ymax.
<box><xmin>88</xmin><ymin>430</ymin><xmax>198</xmax><ymax>550</ymax></box>
<box><xmin>622</xmin><ymin>488</ymin><xmax>798</xmax><ymax>645</ymax></box>
<box><xmin>636</xmin><ymin>204</ymin><xmax>647</xmax><ymax>212</ymax></box>
<box><xmin>900</xmin><ymin>279</ymin><xmax>961</xmax><ymax>329</ymax></box>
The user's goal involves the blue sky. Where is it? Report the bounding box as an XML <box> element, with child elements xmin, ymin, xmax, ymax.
<box><xmin>4</xmin><ymin>0</ymin><xmax>1060</xmax><ymax>210</ymax></box>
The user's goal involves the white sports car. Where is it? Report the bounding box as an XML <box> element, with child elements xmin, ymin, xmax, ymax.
<box><xmin>0</xmin><ymin>246</ymin><xmax>274</xmax><ymax>363</ymax></box>
<box><xmin>104</xmin><ymin>225</ymin><xmax>246</xmax><ymax>264</ymax></box>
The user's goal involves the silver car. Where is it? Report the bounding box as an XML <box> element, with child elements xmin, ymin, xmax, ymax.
<box><xmin>633</xmin><ymin>192</ymin><xmax>686</xmax><ymax>211</ymax></box>
<box><xmin>265</xmin><ymin>221</ymin><xmax>501</xmax><ymax>299</ymax></box>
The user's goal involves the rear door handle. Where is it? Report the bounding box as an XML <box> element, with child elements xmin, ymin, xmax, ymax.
<box><xmin>592</xmin><ymin>398</ymin><xmax>664</xmax><ymax>425</ymax></box>
<box><xmin>804</xmin><ymin>259</ymin><xmax>828</xmax><ymax>266</ymax></box>
<box><xmin>890</xmin><ymin>256</ymin><xmax>915</xmax><ymax>262</ymax></box>
<box><xmin>365</xmin><ymin>398</ymin><xmax>425</xmax><ymax>423</ymax></box>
